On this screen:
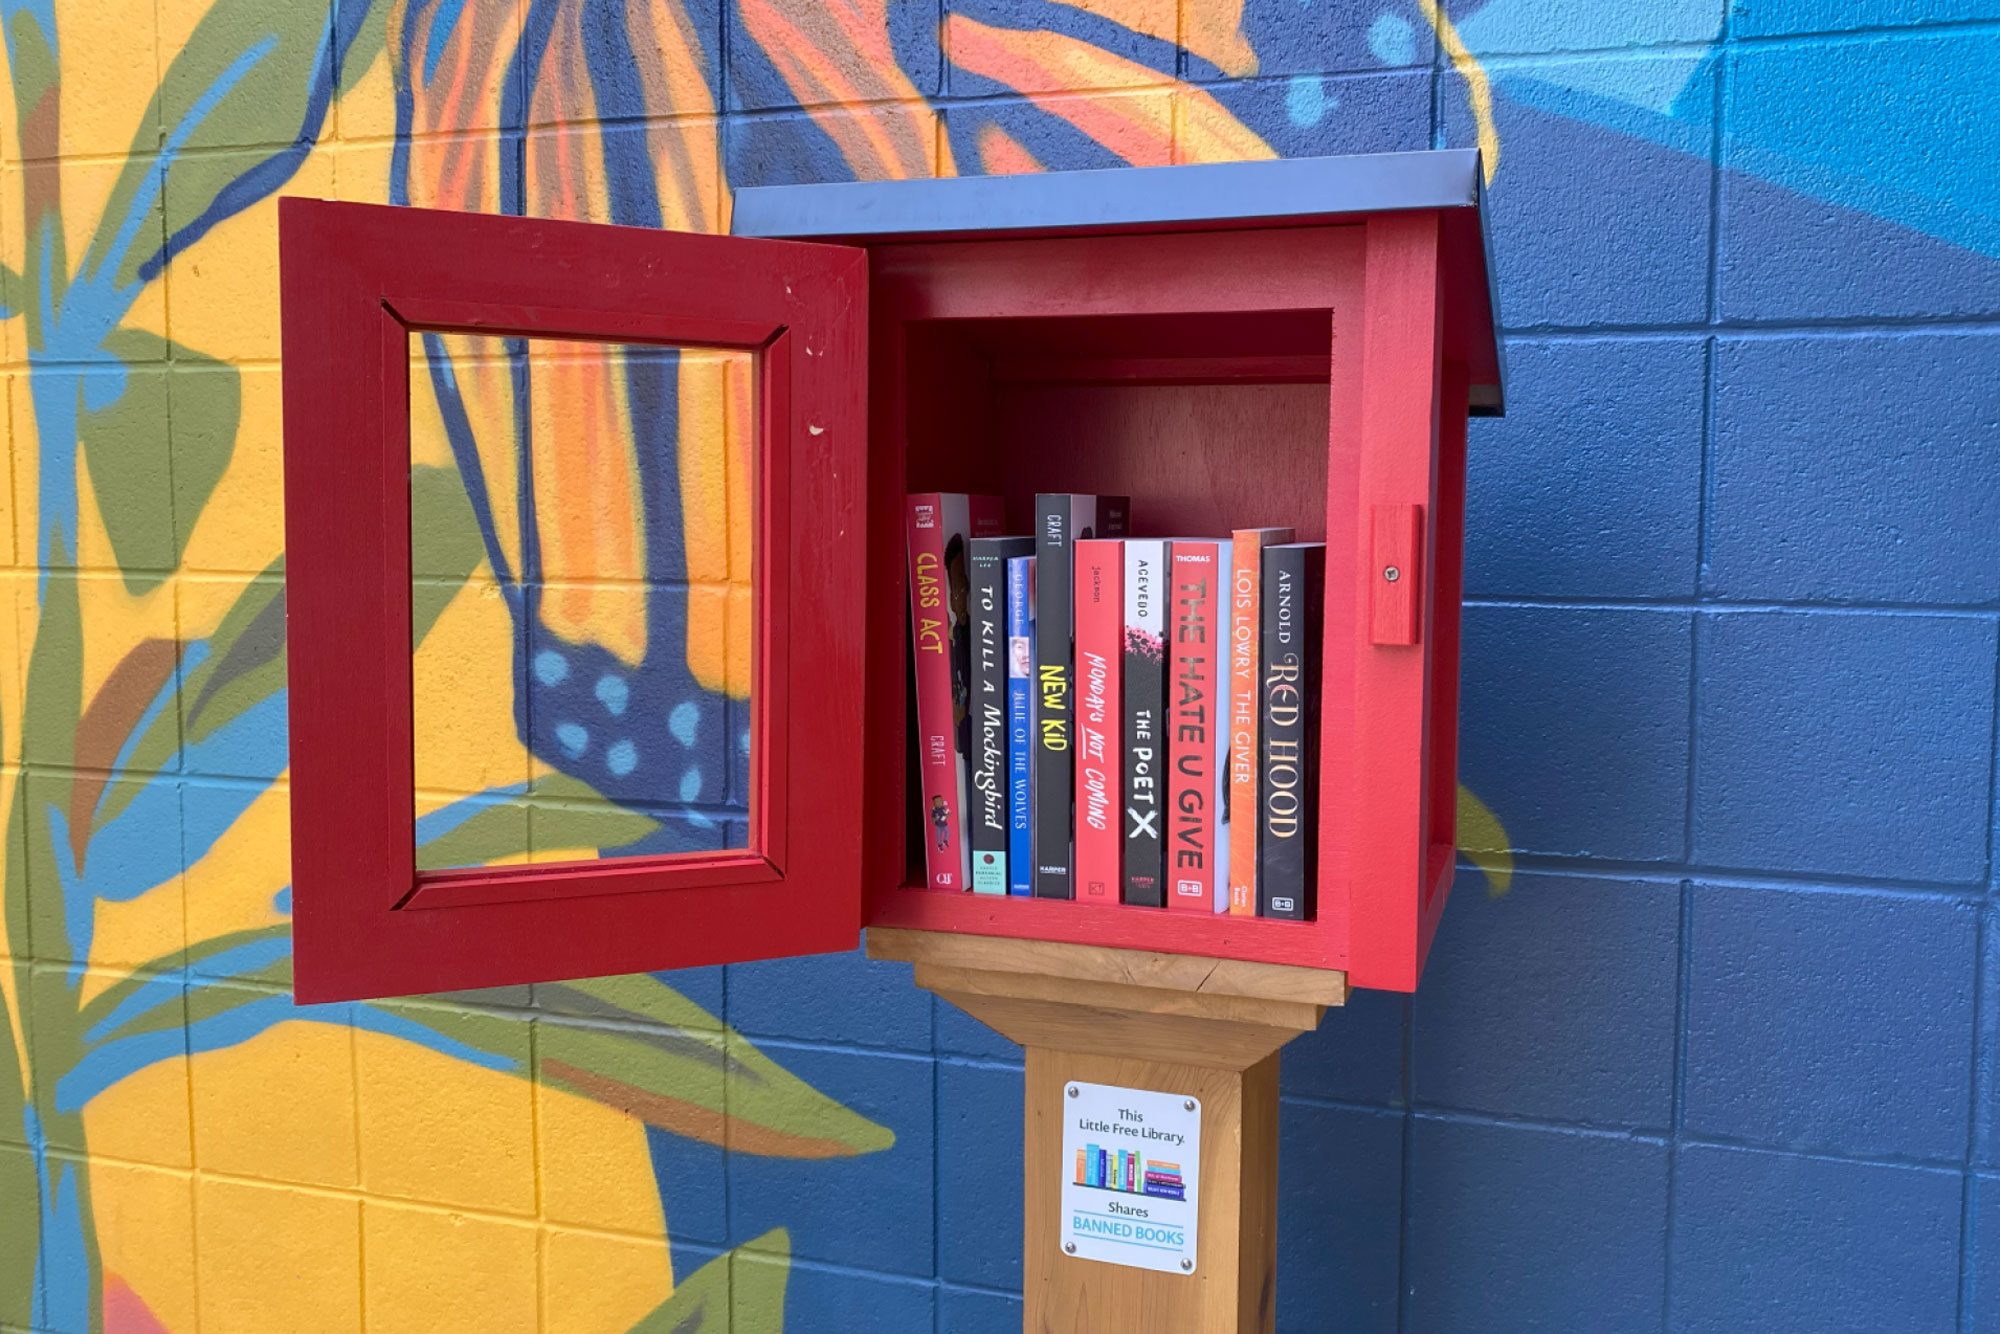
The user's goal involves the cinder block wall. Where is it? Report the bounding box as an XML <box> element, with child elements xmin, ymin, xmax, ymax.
<box><xmin>1</xmin><ymin>3</ymin><xmax>1994</xmax><ymax>1332</ymax></box>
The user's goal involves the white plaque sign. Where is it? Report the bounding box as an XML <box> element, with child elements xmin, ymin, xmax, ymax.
<box><xmin>1059</xmin><ymin>1081</ymin><xmax>1200</xmax><ymax>1274</ymax></box>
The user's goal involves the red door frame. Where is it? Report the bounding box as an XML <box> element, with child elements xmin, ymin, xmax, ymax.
<box><xmin>280</xmin><ymin>199</ymin><xmax>868</xmax><ymax>1002</ymax></box>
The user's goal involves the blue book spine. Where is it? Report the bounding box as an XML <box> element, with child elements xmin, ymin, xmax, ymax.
<box><xmin>1006</xmin><ymin>555</ymin><xmax>1036</xmax><ymax>895</ymax></box>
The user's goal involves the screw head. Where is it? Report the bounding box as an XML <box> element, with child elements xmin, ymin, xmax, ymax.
<box><xmin>1180</xmin><ymin>1258</ymin><xmax>1194</xmax><ymax>1272</ymax></box>
<box><xmin>1383</xmin><ymin>565</ymin><xmax>1401</xmax><ymax>583</ymax></box>
<box><xmin>1065</xmin><ymin>1242</ymin><xmax>1078</xmax><ymax>1255</ymax></box>
<box><xmin>1183</xmin><ymin>1099</ymin><xmax>1196</xmax><ymax>1113</ymax></box>
<box><xmin>1067</xmin><ymin>1085</ymin><xmax>1079</xmax><ymax>1099</ymax></box>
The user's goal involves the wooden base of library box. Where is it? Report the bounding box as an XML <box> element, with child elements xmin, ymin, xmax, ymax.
<box><xmin>866</xmin><ymin>928</ymin><xmax>1349</xmax><ymax>1334</ymax></box>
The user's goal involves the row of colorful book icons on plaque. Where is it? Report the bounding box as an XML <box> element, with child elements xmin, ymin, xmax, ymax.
<box><xmin>1075</xmin><ymin>1146</ymin><xmax>1186</xmax><ymax>1201</ymax></box>
<box><xmin>906</xmin><ymin>493</ymin><xmax>1324</xmax><ymax>920</ymax></box>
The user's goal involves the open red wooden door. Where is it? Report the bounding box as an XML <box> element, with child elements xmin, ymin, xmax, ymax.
<box><xmin>279</xmin><ymin>200</ymin><xmax>868</xmax><ymax>1002</ymax></box>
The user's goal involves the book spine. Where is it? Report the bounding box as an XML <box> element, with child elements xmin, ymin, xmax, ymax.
<box><xmin>1259</xmin><ymin>544</ymin><xmax>1326</xmax><ymax>920</ymax></box>
<box><xmin>1121</xmin><ymin>540</ymin><xmax>1167</xmax><ymax>906</ymax></box>
<box><xmin>1093</xmin><ymin>496</ymin><xmax>1132</xmax><ymax>542</ymax></box>
<box><xmin>1073</xmin><ymin>540</ymin><xmax>1123</xmax><ymax>902</ymax></box>
<box><xmin>1006</xmin><ymin>556</ymin><xmax>1035</xmax><ymax>896</ymax></box>
<box><xmin>907</xmin><ymin>494</ymin><xmax>972</xmax><ymax>890</ymax></box>
<box><xmin>1166</xmin><ymin>541</ymin><xmax>1223</xmax><ymax>912</ymax></box>
<box><xmin>1227</xmin><ymin>529</ymin><xmax>1294</xmax><ymax>915</ymax></box>
<box><xmin>967</xmin><ymin>543</ymin><xmax>1012</xmax><ymax>894</ymax></box>
<box><xmin>1210</xmin><ymin>545</ymin><xmax>1233</xmax><ymax>913</ymax></box>
<box><xmin>1032</xmin><ymin>496</ymin><xmax>1080</xmax><ymax>898</ymax></box>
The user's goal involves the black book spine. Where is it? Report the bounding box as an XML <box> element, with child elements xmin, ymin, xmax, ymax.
<box><xmin>1258</xmin><ymin>544</ymin><xmax>1325</xmax><ymax>920</ymax></box>
<box><xmin>969</xmin><ymin>537</ymin><xmax>1031</xmax><ymax>893</ymax></box>
<box><xmin>1031</xmin><ymin>496</ymin><xmax>1129</xmax><ymax>899</ymax></box>
<box><xmin>1121</xmin><ymin>540</ymin><xmax>1166</xmax><ymax>906</ymax></box>
<box><xmin>1032</xmin><ymin>497</ymin><xmax>1077</xmax><ymax>898</ymax></box>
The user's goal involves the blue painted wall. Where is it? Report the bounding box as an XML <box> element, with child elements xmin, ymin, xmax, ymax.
<box><xmin>696</xmin><ymin>2</ymin><xmax>2000</xmax><ymax>1330</ymax></box>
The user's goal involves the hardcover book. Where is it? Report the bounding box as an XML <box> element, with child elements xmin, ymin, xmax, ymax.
<box><xmin>1073</xmin><ymin>539</ymin><xmax>1123</xmax><ymax>902</ymax></box>
<box><xmin>1259</xmin><ymin>542</ymin><xmax>1326</xmax><ymax>920</ymax></box>
<box><xmin>906</xmin><ymin>493</ymin><xmax>1005</xmax><ymax>891</ymax></box>
<box><xmin>1226</xmin><ymin>527</ymin><xmax>1294</xmax><ymax>915</ymax></box>
<box><xmin>969</xmin><ymin>537</ymin><xmax>1033</xmax><ymax>894</ymax></box>
<box><xmin>1166</xmin><ymin>539</ymin><xmax>1224</xmax><ymax>912</ymax></box>
<box><xmin>1120</xmin><ymin>539</ymin><xmax>1168</xmax><ymax>906</ymax></box>
<box><xmin>1031</xmin><ymin>494</ymin><xmax>1130</xmax><ymax>898</ymax></box>
<box><xmin>1006</xmin><ymin>554</ymin><xmax>1036</xmax><ymax>895</ymax></box>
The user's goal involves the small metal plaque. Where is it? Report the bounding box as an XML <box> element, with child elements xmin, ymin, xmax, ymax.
<box><xmin>1059</xmin><ymin>1081</ymin><xmax>1200</xmax><ymax>1275</ymax></box>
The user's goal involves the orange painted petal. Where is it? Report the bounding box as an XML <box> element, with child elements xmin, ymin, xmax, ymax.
<box><xmin>946</xmin><ymin>18</ymin><xmax>1178</xmax><ymax>165</ymax></box>
<box><xmin>737</xmin><ymin>0</ymin><xmax>937</xmax><ymax>179</ymax></box>
<box><xmin>103</xmin><ymin>1277</ymin><xmax>172</xmax><ymax>1334</ymax></box>
<box><xmin>976</xmin><ymin>122</ymin><xmax>1044</xmax><ymax>175</ymax></box>
<box><xmin>401</xmin><ymin>0</ymin><xmax>517</xmax><ymax>212</ymax></box>
<box><xmin>1179</xmin><ymin>0</ymin><xmax>1259</xmax><ymax>78</ymax></box>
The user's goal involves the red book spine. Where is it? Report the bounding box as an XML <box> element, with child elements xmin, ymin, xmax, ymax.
<box><xmin>908</xmin><ymin>493</ymin><xmax>970</xmax><ymax>890</ymax></box>
<box><xmin>1073</xmin><ymin>539</ymin><xmax>1123</xmax><ymax>902</ymax></box>
<box><xmin>1167</xmin><ymin>540</ymin><xmax>1222</xmax><ymax>912</ymax></box>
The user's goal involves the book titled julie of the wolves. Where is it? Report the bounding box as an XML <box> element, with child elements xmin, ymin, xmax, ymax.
<box><xmin>906</xmin><ymin>493</ymin><xmax>1005</xmax><ymax>891</ymax></box>
<box><xmin>969</xmin><ymin>536</ymin><xmax>1033</xmax><ymax>893</ymax></box>
<box><xmin>1006</xmin><ymin>554</ymin><xmax>1036</xmax><ymax>896</ymax></box>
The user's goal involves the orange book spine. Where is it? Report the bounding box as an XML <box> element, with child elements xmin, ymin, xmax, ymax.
<box><xmin>1227</xmin><ymin>527</ymin><xmax>1294</xmax><ymax>915</ymax></box>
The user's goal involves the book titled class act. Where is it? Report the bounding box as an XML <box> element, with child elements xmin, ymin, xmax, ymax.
<box><xmin>906</xmin><ymin>492</ymin><xmax>1323</xmax><ymax>920</ymax></box>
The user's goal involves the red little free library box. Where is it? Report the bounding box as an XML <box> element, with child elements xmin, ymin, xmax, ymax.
<box><xmin>279</xmin><ymin>149</ymin><xmax>1504</xmax><ymax>1004</ymax></box>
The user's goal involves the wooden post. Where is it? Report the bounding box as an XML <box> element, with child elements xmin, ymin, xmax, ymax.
<box><xmin>867</xmin><ymin>928</ymin><xmax>1347</xmax><ymax>1333</ymax></box>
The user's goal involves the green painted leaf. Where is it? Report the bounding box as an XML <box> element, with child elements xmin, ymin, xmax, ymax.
<box><xmin>95</xmin><ymin>562</ymin><xmax>282</xmax><ymax>832</ymax></box>
<box><xmin>90</xmin><ymin>1</ymin><xmax>358</xmax><ymax>294</ymax></box>
<box><xmin>80</xmin><ymin>926</ymin><xmax>291</xmax><ymax>1045</ymax></box>
<box><xmin>19</xmin><ymin>553</ymin><xmax>86</xmax><ymax>960</ymax></box>
<box><xmin>0</xmin><ymin>984</ymin><xmax>36</xmax><ymax>1322</ymax></box>
<box><xmin>414</xmin><ymin>776</ymin><xmax>665</xmax><ymax>872</ymax></box>
<box><xmin>533</xmin><ymin>975</ymin><xmax>895</xmax><ymax>1161</ymax></box>
<box><xmin>629</xmin><ymin>1229</ymin><xmax>791</xmax><ymax>1334</ymax></box>
<box><xmin>6</xmin><ymin>7</ymin><xmax>65</xmax><ymax>338</ymax></box>
<box><xmin>338</xmin><ymin>0</ymin><xmax>388</xmax><ymax>98</ymax></box>
<box><xmin>412</xmin><ymin>460</ymin><xmax>489</xmax><ymax>646</ymax></box>
<box><xmin>81</xmin><ymin>330</ymin><xmax>239</xmax><ymax>593</ymax></box>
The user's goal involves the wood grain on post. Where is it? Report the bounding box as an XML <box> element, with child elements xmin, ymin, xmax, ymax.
<box><xmin>868</xmin><ymin>928</ymin><xmax>1345</xmax><ymax>1333</ymax></box>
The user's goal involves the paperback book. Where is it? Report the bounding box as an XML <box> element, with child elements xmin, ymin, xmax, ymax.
<box><xmin>1006</xmin><ymin>555</ymin><xmax>1036</xmax><ymax>895</ymax></box>
<box><xmin>906</xmin><ymin>493</ymin><xmax>1005</xmax><ymax>891</ymax></box>
<box><xmin>1226</xmin><ymin>528</ymin><xmax>1294</xmax><ymax>915</ymax></box>
<box><xmin>1120</xmin><ymin>539</ymin><xmax>1168</xmax><ymax>907</ymax></box>
<box><xmin>969</xmin><ymin>537</ymin><xmax>1034</xmax><ymax>893</ymax></box>
<box><xmin>1032</xmin><ymin>494</ymin><xmax>1130</xmax><ymax>899</ymax></box>
<box><xmin>1166</xmin><ymin>539</ymin><xmax>1224</xmax><ymax>913</ymax></box>
<box><xmin>1073</xmin><ymin>539</ymin><xmax>1123</xmax><ymax>902</ymax></box>
<box><xmin>1259</xmin><ymin>542</ymin><xmax>1326</xmax><ymax>920</ymax></box>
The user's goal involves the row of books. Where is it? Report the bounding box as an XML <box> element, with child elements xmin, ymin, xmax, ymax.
<box><xmin>905</xmin><ymin>492</ymin><xmax>1324</xmax><ymax>919</ymax></box>
<box><xmin>1075</xmin><ymin>1146</ymin><xmax>1183</xmax><ymax>1200</ymax></box>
